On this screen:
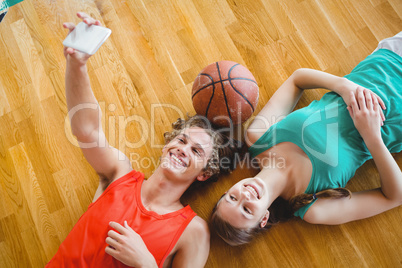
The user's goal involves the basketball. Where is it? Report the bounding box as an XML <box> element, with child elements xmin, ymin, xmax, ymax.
<box><xmin>191</xmin><ymin>61</ymin><xmax>259</xmax><ymax>127</ymax></box>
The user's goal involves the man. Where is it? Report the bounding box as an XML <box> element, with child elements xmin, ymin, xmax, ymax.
<box><xmin>47</xmin><ymin>12</ymin><xmax>234</xmax><ymax>268</ymax></box>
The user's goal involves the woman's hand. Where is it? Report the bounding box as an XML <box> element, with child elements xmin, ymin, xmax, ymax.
<box><xmin>105</xmin><ymin>221</ymin><xmax>157</xmax><ymax>268</ymax></box>
<box><xmin>347</xmin><ymin>87</ymin><xmax>383</xmax><ymax>145</ymax></box>
<box><xmin>63</xmin><ymin>12</ymin><xmax>102</xmax><ymax>65</ymax></box>
<box><xmin>339</xmin><ymin>79</ymin><xmax>386</xmax><ymax>122</ymax></box>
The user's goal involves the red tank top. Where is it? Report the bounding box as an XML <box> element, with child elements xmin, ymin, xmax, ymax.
<box><xmin>46</xmin><ymin>170</ymin><xmax>197</xmax><ymax>267</ymax></box>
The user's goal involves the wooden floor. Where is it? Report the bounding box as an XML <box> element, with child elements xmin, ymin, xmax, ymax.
<box><xmin>0</xmin><ymin>0</ymin><xmax>401</xmax><ymax>267</ymax></box>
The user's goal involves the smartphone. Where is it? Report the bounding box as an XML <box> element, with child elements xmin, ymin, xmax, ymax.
<box><xmin>63</xmin><ymin>22</ymin><xmax>112</xmax><ymax>55</ymax></box>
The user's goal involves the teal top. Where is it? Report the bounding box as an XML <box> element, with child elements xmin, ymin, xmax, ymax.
<box><xmin>249</xmin><ymin>49</ymin><xmax>402</xmax><ymax>219</ymax></box>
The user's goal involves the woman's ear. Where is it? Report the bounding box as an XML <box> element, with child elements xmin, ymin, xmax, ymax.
<box><xmin>260</xmin><ymin>210</ymin><xmax>270</xmax><ymax>228</ymax></box>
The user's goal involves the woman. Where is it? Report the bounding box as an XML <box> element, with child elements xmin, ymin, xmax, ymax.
<box><xmin>211</xmin><ymin>32</ymin><xmax>402</xmax><ymax>246</ymax></box>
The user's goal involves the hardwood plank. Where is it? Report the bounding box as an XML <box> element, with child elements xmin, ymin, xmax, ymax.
<box><xmin>10</xmin><ymin>18</ymin><xmax>53</xmax><ymax>102</ymax></box>
<box><xmin>0</xmin><ymin>214</ymin><xmax>31</xmax><ymax>267</ymax></box>
<box><xmin>9</xmin><ymin>142</ymin><xmax>60</xmax><ymax>259</ymax></box>
<box><xmin>17</xmin><ymin>116</ymin><xmax>64</xmax><ymax>213</ymax></box>
<box><xmin>20</xmin><ymin>227</ymin><xmax>48</xmax><ymax>267</ymax></box>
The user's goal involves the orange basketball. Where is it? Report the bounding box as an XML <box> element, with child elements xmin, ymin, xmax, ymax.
<box><xmin>192</xmin><ymin>61</ymin><xmax>259</xmax><ymax>127</ymax></box>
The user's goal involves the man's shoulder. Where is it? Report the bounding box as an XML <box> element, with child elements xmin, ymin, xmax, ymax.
<box><xmin>179</xmin><ymin>216</ymin><xmax>210</xmax><ymax>246</ymax></box>
<box><xmin>168</xmin><ymin>216</ymin><xmax>210</xmax><ymax>267</ymax></box>
<box><xmin>107</xmin><ymin>169</ymin><xmax>142</xmax><ymax>187</ymax></box>
<box><xmin>187</xmin><ymin>216</ymin><xmax>209</xmax><ymax>233</ymax></box>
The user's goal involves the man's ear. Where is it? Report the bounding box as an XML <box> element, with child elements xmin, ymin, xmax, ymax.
<box><xmin>196</xmin><ymin>172</ymin><xmax>210</xmax><ymax>182</ymax></box>
<box><xmin>259</xmin><ymin>210</ymin><xmax>270</xmax><ymax>228</ymax></box>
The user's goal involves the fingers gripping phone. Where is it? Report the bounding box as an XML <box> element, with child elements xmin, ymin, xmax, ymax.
<box><xmin>63</xmin><ymin>22</ymin><xmax>112</xmax><ymax>55</ymax></box>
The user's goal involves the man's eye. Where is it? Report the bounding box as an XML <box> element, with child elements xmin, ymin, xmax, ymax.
<box><xmin>230</xmin><ymin>195</ymin><xmax>236</xmax><ymax>201</ymax></box>
<box><xmin>193</xmin><ymin>149</ymin><xmax>201</xmax><ymax>156</ymax></box>
<box><xmin>178</xmin><ymin>138</ymin><xmax>184</xmax><ymax>143</ymax></box>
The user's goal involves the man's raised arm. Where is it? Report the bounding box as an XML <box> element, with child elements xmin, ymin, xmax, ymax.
<box><xmin>63</xmin><ymin>12</ymin><xmax>131</xmax><ymax>194</ymax></box>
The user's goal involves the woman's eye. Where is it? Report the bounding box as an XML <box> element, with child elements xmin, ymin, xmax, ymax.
<box><xmin>193</xmin><ymin>149</ymin><xmax>200</xmax><ymax>156</ymax></box>
<box><xmin>230</xmin><ymin>195</ymin><xmax>236</xmax><ymax>201</ymax></box>
<box><xmin>178</xmin><ymin>138</ymin><xmax>184</xmax><ymax>143</ymax></box>
<box><xmin>244</xmin><ymin>207</ymin><xmax>252</xmax><ymax>214</ymax></box>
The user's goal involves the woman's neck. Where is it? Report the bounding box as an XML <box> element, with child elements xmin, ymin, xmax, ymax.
<box><xmin>256</xmin><ymin>160</ymin><xmax>301</xmax><ymax>202</ymax></box>
<box><xmin>256</xmin><ymin>142</ymin><xmax>313</xmax><ymax>200</ymax></box>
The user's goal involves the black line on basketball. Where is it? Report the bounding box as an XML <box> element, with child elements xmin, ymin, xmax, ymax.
<box><xmin>192</xmin><ymin>73</ymin><xmax>214</xmax><ymax>99</ymax></box>
<box><xmin>217</xmin><ymin>62</ymin><xmax>232</xmax><ymax>121</ymax></box>
<box><xmin>228</xmin><ymin>64</ymin><xmax>256</xmax><ymax>112</ymax></box>
<box><xmin>204</xmin><ymin>82</ymin><xmax>215</xmax><ymax>118</ymax></box>
<box><xmin>192</xmin><ymin>77</ymin><xmax>257</xmax><ymax>99</ymax></box>
<box><xmin>229</xmin><ymin>77</ymin><xmax>258</xmax><ymax>84</ymax></box>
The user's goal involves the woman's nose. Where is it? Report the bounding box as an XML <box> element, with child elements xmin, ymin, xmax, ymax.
<box><xmin>242</xmin><ymin>189</ymin><xmax>251</xmax><ymax>200</ymax></box>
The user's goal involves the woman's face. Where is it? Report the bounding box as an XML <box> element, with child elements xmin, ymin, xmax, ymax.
<box><xmin>216</xmin><ymin>177</ymin><xmax>271</xmax><ymax>229</ymax></box>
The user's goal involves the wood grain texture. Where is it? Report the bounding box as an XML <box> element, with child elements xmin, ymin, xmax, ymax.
<box><xmin>0</xmin><ymin>0</ymin><xmax>401</xmax><ymax>267</ymax></box>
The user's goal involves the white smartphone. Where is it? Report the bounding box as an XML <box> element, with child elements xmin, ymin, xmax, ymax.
<box><xmin>63</xmin><ymin>22</ymin><xmax>112</xmax><ymax>55</ymax></box>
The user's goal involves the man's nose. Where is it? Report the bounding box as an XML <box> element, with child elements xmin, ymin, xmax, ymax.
<box><xmin>178</xmin><ymin>144</ymin><xmax>191</xmax><ymax>156</ymax></box>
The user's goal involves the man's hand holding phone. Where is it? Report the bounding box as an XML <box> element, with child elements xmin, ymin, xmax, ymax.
<box><xmin>63</xmin><ymin>12</ymin><xmax>111</xmax><ymax>65</ymax></box>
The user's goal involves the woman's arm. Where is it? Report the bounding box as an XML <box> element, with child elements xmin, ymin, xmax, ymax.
<box><xmin>246</xmin><ymin>72</ymin><xmax>302</xmax><ymax>146</ymax></box>
<box><xmin>304</xmin><ymin>88</ymin><xmax>402</xmax><ymax>224</ymax></box>
<box><xmin>247</xmin><ymin>69</ymin><xmax>349</xmax><ymax>145</ymax></box>
<box><xmin>292</xmin><ymin>68</ymin><xmax>348</xmax><ymax>94</ymax></box>
<box><xmin>293</xmin><ymin>68</ymin><xmax>385</xmax><ymax>110</ymax></box>
<box><xmin>247</xmin><ymin>68</ymin><xmax>385</xmax><ymax>146</ymax></box>
<box><xmin>349</xmin><ymin>88</ymin><xmax>402</xmax><ymax>201</ymax></box>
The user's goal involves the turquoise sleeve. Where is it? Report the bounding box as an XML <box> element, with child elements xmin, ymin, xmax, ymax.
<box><xmin>293</xmin><ymin>200</ymin><xmax>317</xmax><ymax>220</ymax></box>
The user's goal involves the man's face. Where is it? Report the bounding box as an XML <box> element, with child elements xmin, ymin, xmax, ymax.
<box><xmin>161</xmin><ymin>127</ymin><xmax>214</xmax><ymax>182</ymax></box>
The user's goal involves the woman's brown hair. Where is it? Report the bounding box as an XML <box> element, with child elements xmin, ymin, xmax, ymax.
<box><xmin>211</xmin><ymin>188</ymin><xmax>352</xmax><ymax>246</ymax></box>
<box><xmin>289</xmin><ymin>187</ymin><xmax>351</xmax><ymax>212</ymax></box>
